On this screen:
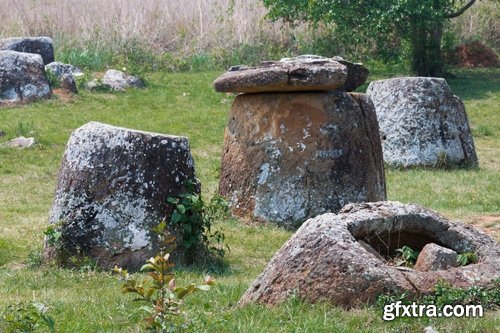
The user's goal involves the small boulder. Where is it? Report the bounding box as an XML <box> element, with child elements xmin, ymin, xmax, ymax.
<box><xmin>60</xmin><ymin>73</ymin><xmax>78</xmax><ymax>93</ymax></box>
<box><xmin>46</xmin><ymin>122</ymin><xmax>197</xmax><ymax>270</ymax></box>
<box><xmin>366</xmin><ymin>77</ymin><xmax>478</xmax><ymax>168</ymax></box>
<box><xmin>0</xmin><ymin>136</ymin><xmax>35</xmax><ymax>148</ymax></box>
<box><xmin>0</xmin><ymin>130</ymin><xmax>5</xmax><ymax>137</ymax></box>
<box><xmin>0</xmin><ymin>50</ymin><xmax>51</xmax><ymax>106</ymax></box>
<box><xmin>85</xmin><ymin>79</ymin><xmax>109</xmax><ymax>91</ymax></box>
<box><xmin>239</xmin><ymin>202</ymin><xmax>500</xmax><ymax>307</ymax></box>
<box><xmin>214</xmin><ymin>55</ymin><xmax>368</xmax><ymax>93</ymax></box>
<box><xmin>103</xmin><ymin>69</ymin><xmax>144</xmax><ymax>91</ymax></box>
<box><xmin>415</xmin><ymin>243</ymin><xmax>458</xmax><ymax>271</ymax></box>
<box><xmin>45</xmin><ymin>61</ymin><xmax>84</xmax><ymax>79</ymax></box>
<box><xmin>0</xmin><ymin>37</ymin><xmax>54</xmax><ymax>65</ymax></box>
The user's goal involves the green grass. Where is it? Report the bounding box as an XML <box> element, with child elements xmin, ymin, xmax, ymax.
<box><xmin>0</xmin><ymin>68</ymin><xmax>499</xmax><ymax>332</ymax></box>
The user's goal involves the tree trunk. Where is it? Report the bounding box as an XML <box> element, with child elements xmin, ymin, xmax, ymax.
<box><xmin>410</xmin><ymin>22</ymin><xmax>444</xmax><ymax>77</ymax></box>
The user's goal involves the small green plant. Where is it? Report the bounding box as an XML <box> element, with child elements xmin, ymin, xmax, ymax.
<box><xmin>166</xmin><ymin>180</ymin><xmax>228</xmax><ymax>261</ymax></box>
<box><xmin>394</xmin><ymin>245</ymin><xmax>420</xmax><ymax>267</ymax></box>
<box><xmin>26</xmin><ymin>249</ymin><xmax>44</xmax><ymax>269</ymax></box>
<box><xmin>114</xmin><ymin>221</ymin><xmax>214</xmax><ymax>333</ymax></box>
<box><xmin>43</xmin><ymin>225</ymin><xmax>62</xmax><ymax>250</ymax></box>
<box><xmin>43</xmin><ymin>223</ymin><xmax>99</xmax><ymax>272</ymax></box>
<box><xmin>16</xmin><ymin>121</ymin><xmax>35</xmax><ymax>138</ymax></box>
<box><xmin>435</xmin><ymin>151</ymin><xmax>449</xmax><ymax>169</ymax></box>
<box><xmin>45</xmin><ymin>70</ymin><xmax>60</xmax><ymax>89</ymax></box>
<box><xmin>0</xmin><ymin>301</ymin><xmax>55</xmax><ymax>333</ymax></box>
<box><xmin>457</xmin><ymin>252</ymin><xmax>478</xmax><ymax>266</ymax></box>
<box><xmin>430</xmin><ymin>280</ymin><xmax>500</xmax><ymax>309</ymax></box>
<box><xmin>378</xmin><ymin>279</ymin><xmax>500</xmax><ymax>311</ymax></box>
<box><xmin>67</xmin><ymin>255</ymin><xmax>99</xmax><ymax>273</ymax></box>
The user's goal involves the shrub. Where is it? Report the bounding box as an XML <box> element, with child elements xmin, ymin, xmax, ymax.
<box><xmin>0</xmin><ymin>301</ymin><xmax>55</xmax><ymax>333</ymax></box>
<box><xmin>114</xmin><ymin>221</ymin><xmax>214</xmax><ymax>332</ymax></box>
<box><xmin>166</xmin><ymin>180</ymin><xmax>229</xmax><ymax>263</ymax></box>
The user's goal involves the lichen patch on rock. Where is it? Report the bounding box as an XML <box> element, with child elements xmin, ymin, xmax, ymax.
<box><xmin>46</xmin><ymin>122</ymin><xmax>198</xmax><ymax>270</ymax></box>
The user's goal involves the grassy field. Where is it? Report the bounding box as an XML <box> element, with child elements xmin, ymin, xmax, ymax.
<box><xmin>0</xmin><ymin>67</ymin><xmax>499</xmax><ymax>332</ymax></box>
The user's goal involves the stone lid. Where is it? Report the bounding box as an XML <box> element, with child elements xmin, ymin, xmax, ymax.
<box><xmin>213</xmin><ymin>55</ymin><xmax>369</xmax><ymax>93</ymax></box>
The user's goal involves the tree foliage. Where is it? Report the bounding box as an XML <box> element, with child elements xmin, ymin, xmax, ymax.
<box><xmin>262</xmin><ymin>0</ymin><xmax>477</xmax><ymax>76</ymax></box>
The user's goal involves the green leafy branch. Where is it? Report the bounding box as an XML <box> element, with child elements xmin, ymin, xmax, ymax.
<box><xmin>113</xmin><ymin>221</ymin><xmax>214</xmax><ymax>332</ymax></box>
<box><xmin>167</xmin><ymin>180</ymin><xmax>229</xmax><ymax>261</ymax></box>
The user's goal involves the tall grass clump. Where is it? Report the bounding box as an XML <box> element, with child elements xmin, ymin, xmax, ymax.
<box><xmin>0</xmin><ymin>0</ymin><xmax>299</xmax><ymax>70</ymax></box>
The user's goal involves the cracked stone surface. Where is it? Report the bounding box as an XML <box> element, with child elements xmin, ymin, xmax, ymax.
<box><xmin>213</xmin><ymin>55</ymin><xmax>368</xmax><ymax>93</ymax></box>
<box><xmin>0</xmin><ymin>37</ymin><xmax>54</xmax><ymax>65</ymax></box>
<box><xmin>219</xmin><ymin>92</ymin><xmax>386</xmax><ymax>227</ymax></box>
<box><xmin>0</xmin><ymin>50</ymin><xmax>51</xmax><ymax>106</ymax></box>
<box><xmin>46</xmin><ymin>122</ymin><xmax>197</xmax><ymax>270</ymax></box>
<box><xmin>239</xmin><ymin>201</ymin><xmax>500</xmax><ymax>307</ymax></box>
<box><xmin>366</xmin><ymin>77</ymin><xmax>478</xmax><ymax>167</ymax></box>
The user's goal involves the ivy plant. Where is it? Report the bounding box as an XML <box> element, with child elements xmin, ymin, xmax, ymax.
<box><xmin>166</xmin><ymin>180</ymin><xmax>228</xmax><ymax>261</ymax></box>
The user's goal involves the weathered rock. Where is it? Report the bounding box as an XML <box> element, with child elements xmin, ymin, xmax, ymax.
<box><xmin>0</xmin><ymin>136</ymin><xmax>35</xmax><ymax>148</ymax></box>
<box><xmin>46</xmin><ymin>122</ymin><xmax>197</xmax><ymax>270</ymax></box>
<box><xmin>0</xmin><ymin>37</ymin><xmax>54</xmax><ymax>65</ymax></box>
<box><xmin>366</xmin><ymin>77</ymin><xmax>478</xmax><ymax>167</ymax></box>
<box><xmin>415</xmin><ymin>243</ymin><xmax>459</xmax><ymax>271</ymax></box>
<box><xmin>219</xmin><ymin>92</ymin><xmax>386</xmax><ymax>226</ymax></box>
<box><xmin>85</xmin><ymin>79</ymin><xmax>109</xmax><ymax>91</ymax></box>
<box><xmin>332</xmin><ymin>56</ymin><xmax>370</xmax><ymax>91</ymax></box>
<box><xmin>239</xmin><ymin>201</ymin><xmax>500</xmax><ymax>307</ymax></box>
<box><xmin>60</xmin><ymin>73</ymin><xmax>78</xmax><ymax>93</ymax></box>
<box><xmin>214</xmin><ymin>55</ymin><xmax>368</xmax><ymax>93</ymax></box>
<box><xmin>358</xmin><ymin>239</ymin><xmax>385</xmax><ymax>261</ymax></box>
<box><xmin>45</xmin><ymin>61</ymin><xmax>84</xmax><ymax>79</ymax></box>
<box><xmin>103</xmin><ymin>69</ymin><xmax>145</xmax><ymax>91</ymax></box>
<box><xmin>0</xmin><ymin>50</ymin><xmax>51</xmax><ymax>106</ymax></box>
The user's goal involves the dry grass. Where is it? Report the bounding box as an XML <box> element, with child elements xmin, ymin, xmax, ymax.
<box><xmin>449</xmin><ymin>0</ymin><xmax>500</xmax><ymax>53</ymax></box>
<box><xmin>0</xmin><ymin>0</ymin><xmax>296</xmax><ymax>53</ymax></box>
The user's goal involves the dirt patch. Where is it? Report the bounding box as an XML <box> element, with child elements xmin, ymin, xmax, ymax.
<box><xmin>448</xmin><ymin>42</ymin><xmax>499</xmax><ymax>68</ymax></box>
<box><xmin>52</xmin><ymin>89</ymin><xmax>74</xmax><ymax>103</ymax></box>
<box><xmin>468</xmin><ymin>214</ymin><xmax>500</xmax><ymax>241</ymax></box>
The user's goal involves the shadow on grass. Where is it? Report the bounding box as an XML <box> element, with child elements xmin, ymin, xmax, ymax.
<box><xmin>446</xmin><ymin>68</ymin><xmax>500</xmax><ymax>101</ymax></box>
<box><xmin>176</xmin><ymin>256</ymin><xmax>232</xmax><ymax>277</ymax></box>
<box><xmin>358</xmin><ymin>67</ymin><xmax>499</xmax><ymax>101</ymax></box>
<box><xmin>384</xmin><ymin>160</ymin><xmax>480</xmax><ymax>172</ymax></box>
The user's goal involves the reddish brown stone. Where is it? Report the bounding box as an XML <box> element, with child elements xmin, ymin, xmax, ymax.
<box><xmin>239</xmin><ymin>202</ymin><xmax>500</xmax><ymax>307</ymax></box>
<box><xmin>415</xmin><ymin>243</ymin><xmax>458</xmax><ymax>272</ymax></box>
<box><xmin>219</xmin><ymin>92</ymin><xmax>386</xmax><ymax>227</ymax></box>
